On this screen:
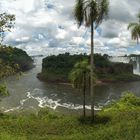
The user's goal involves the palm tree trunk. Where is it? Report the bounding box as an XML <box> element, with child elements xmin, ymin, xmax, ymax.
<box><xmin>83</xmin><ymin>72</ymin><xmax>86</xmax><ymax>118</ymax></box>
<box><xmin>90</xmin><ymin>21</ymin><xmax>94</xmax><ymax>121</ymax></box>
<box><xmin>137</xmin><ymin>37</ymin><xmax>139</xmax><ymax>44</ymax></box>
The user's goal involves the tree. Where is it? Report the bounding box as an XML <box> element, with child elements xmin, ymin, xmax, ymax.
<box><xmin>69</xmin><ymin>60</ymin><xmax>90</xmax><ymax>118</ymax></box>
<box><xmin>0</xmin><ymin>13</ymin><xmax>15</xmax><ymax>44</ymax></box>
<box><xmin>74</xmin><ymin>0</ymin><xmax>109</xmax><ymax>120</ymax></box>
<box><xmin>128</xmin><ymin>12</ymin><xmax>140</xmax><ymax>44</ymax></box>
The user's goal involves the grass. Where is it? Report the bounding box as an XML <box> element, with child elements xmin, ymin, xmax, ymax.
<box><xmin>0</xmin><ymin>84</ymin><xmax>9</xmax><ymax>97</ymax></box>
<box><xmin>0</xmin><ymin>93</ymin><xmax>140</xmax><ymax>140</ymax></box>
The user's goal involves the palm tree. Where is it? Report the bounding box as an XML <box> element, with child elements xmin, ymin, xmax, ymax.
<box><xmin>69</xmin><ymin>60</ymin><xmax>90</xmax><ymax>118</ymax></box>
<box><xmin>128</xmin><ymin>12</ymin><xmax>140</xmax><ymax>44</ymax></box>
<box><xmin>74</xmin><ymin>0</ymin><xmax>109</xmax><ymax>120</ymax></box>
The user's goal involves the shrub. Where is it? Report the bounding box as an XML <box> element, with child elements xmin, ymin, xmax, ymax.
<box><xmin>0</xmin><ymin>84</ymin><xmax>9</xmax><ymax>97</ymax></box>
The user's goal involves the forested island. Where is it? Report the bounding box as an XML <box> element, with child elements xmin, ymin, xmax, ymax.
<box><xmin>38</xmin><ymin>53</ymin><xmax>140</xmax><ymax>83</ymax></box>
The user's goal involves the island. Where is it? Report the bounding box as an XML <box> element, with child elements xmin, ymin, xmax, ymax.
<box><xmin>38</xmin><ymin>53</ymin><xmax>140</xmax><ymax>83</ymax></box>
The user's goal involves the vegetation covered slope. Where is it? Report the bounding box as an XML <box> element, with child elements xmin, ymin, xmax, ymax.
<box><xmin>38</xmin><ymin>53</ymin><xmax>138</xmax><ymax>82</ymax></box>
<box><xmin>0</xmin><ymin>45</ymin><xmax>34</xmax><ymax>78</ymax></box>
<box><xmin>0</xmin><ymin>93</ymin><xmax>140</xmax><ymax>140</ymax></box>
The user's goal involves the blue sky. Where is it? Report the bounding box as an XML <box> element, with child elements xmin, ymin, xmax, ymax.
<box><xmin>0</xmin><ymin>0</ymin><xmax>140</xmax><ymax>56</ymax></box>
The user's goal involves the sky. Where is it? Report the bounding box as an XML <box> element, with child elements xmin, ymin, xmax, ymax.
<box><xmin>0</xmin><ymin>0</ymin><xmax>140</xmax><ymax>56</ymax></box>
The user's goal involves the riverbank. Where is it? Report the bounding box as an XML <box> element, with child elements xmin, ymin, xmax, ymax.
<box><xmin>98</xmin><ymin>73</ymin><xmax>140</xmax><ymax>83</ymax></box>
<box><xmin>38</xmin><ymin>72</ymin><xmax>140</xmax><ymax>86</ymax></box>
<box><xmin>0</xmin><ymin>93</ymin><xmax>140</xmax><ymax>140</ymax></box>
<box><xmin>0</xmin><ymin>45</ymin><xmax>34</xmax><ymax>79</ymax></box>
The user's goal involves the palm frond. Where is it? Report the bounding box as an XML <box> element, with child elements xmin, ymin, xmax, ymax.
<box><xmin>74</xmin><ymin>0</ymin><xmax>109</xmax><ymax>28</ymax></box>
<box><xmin>69</xmin><ymin>59</ymin><xmax>90</xmax><ymax>89</ymax></box>
<box><xmin>131</xmin><ymin>26</ymin><xmax>140</xmax><ymax>44</ymax></box>
<box><xmin>96</xmin><ymin>0</ymin><xmax>109</xmax><ymax>28</ymax></box>
<box><xmin>128</xmin><ymin>23</ymin><xmax>138</xmax><ymax>30</ymax></box>
<box><xmin>74</xmin><ymin>0</ymin><xmax>84</xmax><ymax>27</ymax></box>
<box><xmin>90</xmin><ymin>0</ymin><xmax>98</xmax><ymax>21</ymax></box>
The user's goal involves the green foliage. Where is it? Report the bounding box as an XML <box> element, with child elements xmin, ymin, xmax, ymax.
<box><xmin>0</xmin><ymin>60</ymin><xmax>17</xmax><ymax>78</ymax></box>
<box><xmin>120</xmin><ymin>93</ymin><xmax>140</xmax><ymax>106</ymax></box>
<box><xmin>74</xmin><ymin>0</ymin><xmax>84</xmax><ymax>27</ymax></box>
<box><xmin>74</xmin><ymin>0</ymin><xmax>109</xmax><ymax>28</ymax></box>
<box><xmin>0</xmin><ymin>84</ymin><xmax>9</xmax><ymax>97</ymax></box>
<box><xmin>40</xmin><ymin>53</ymin><xmax>88</xmax><ymax>82</ymax></box>
<box><xmin>0</xmin><ymin>45</ymin><xmax>33</xmax><ymax>79</ymax></box>
<box><xmin>0</xmin><ymin>132</ymin><xmax>26</xmax><ymax>140</ymax></box>
<box><xmin>40</xmin><ymin>53</ymin><xmax>134</xmax><ymax>82</ymax></box>
<box><xmin>0</xmin><ymin>93</ymin><xmax>140</xmax><ymax>139</ymax></box>
<box><xmin>98</xmin><ymin>73</ymin><xmax>140</xmax><ymax>82</ymax></box>
<box><xmin>94</xmin><ymin>53</ymin><xmax>111</xmax><ymax>68</ymax></box>
<box><xmin>0</xmin><ymin>45</ymin><xmax>33</xmax><ymax>71</ymax></box>
<box><xmin>103</xmin><ymin>92</ymin><xmax>140</xmax><ymax>113</ymax></box>
<box><xmin>0</xmin><ymin>13</ymin><xmax>15</xmax><ymax>43</ymax></box>
<box><xmin>69</xmin><ymin>59</ymin><xmax>90</xmax><ymax>88</ymax></box>
<box><xmin>128</xmin><ymin>12</ymin><xmax>140</xmax><ymax>44</ymax></box>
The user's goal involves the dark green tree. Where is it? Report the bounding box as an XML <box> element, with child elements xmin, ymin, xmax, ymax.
<box><xmin>70</xmin><ymin>60</ymin><xmax>90</xmax><ymax>118</ymax></box>
<box><xmin>74</xmin><ymin>0</ymin><xmax>109</xmax><ymax>120</ymax></box>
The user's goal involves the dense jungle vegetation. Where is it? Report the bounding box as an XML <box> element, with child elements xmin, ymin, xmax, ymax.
<box><xmin>38</xmin><ymin>53</ymin><xmax>139</xmax><ymax>83</ymax></box>
<box><xmin>0</xmin><ymin>45</ymin><xmax>34</xmax><ymax>79</ymax></box>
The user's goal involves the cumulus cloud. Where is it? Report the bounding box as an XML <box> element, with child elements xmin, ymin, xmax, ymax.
<box><xmin>0</xmin><ymin>0</ymin><xmax>139</xmax><ymax>56</ymax></box>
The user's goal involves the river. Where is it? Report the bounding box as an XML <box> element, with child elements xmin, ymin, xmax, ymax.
<box><xmin>1</xmin><ymin>56</ymin><xmax>140</xmax><ymax>114</ymax></box>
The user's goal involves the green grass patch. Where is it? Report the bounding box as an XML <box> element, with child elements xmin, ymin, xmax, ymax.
<box><xmin>0</xmin><ymin>84</ymin><xmax>9</xmax><ymax>97</ymax></box>
<box><xmin>0</xmin><ymin>93</ymin><xmax>140</xmax><ymax>139</ymax></box>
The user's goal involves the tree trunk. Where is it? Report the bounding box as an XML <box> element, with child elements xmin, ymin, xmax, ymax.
<box><xmin>90</xmin><ymin>22</ymin><xmax>94</xmax><ymax>121</ymax></box>
<box><xmin>83</xmin><ymin>72</ymin><xmax>86</xmax><ymax>118</ymax></box>
<box><xmin>137</xmin><ymin>37</ymin><xmax>139</xmax><ymax>44</ymax></box>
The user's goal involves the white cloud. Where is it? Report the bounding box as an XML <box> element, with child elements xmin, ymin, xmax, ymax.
<box><xmin>86</xmin><ymin>39</ymin><xmax>104</xmax><ymax>48</ymax></box>
<box><xmin>70</xmin><ymin>37</ymin><xmax>85</xmax><ymax>45</ymax></box>
<box><xmin>0</xmin><ymin>0</ymin><xmax>139</xmax><ymax>56</ymax></box>
<box><xmin>133</xmin><ymin>50</ymin><xmax>140</xmax><ymax>55</ymax></box>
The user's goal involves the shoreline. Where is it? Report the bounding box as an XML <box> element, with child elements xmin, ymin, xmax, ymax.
<box><xmin>37</xmin><ymin>72</ymin><xmax>140</xmax><ymax>87</ymax></box>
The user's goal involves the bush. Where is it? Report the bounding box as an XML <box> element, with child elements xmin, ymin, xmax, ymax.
<box><xmin>104</xmin><ymin>92</ymin><xmax>140</xmax><ymax>112</ymax></box>
<box><xmin>120</xmin><ymin>92</ymin><xmax>140</xmax><ymax>106</ymax></box>
<box><xmin>0</xmin><ymin>84</ymin><xmax>9</xmax><ymax>97</ymax></box>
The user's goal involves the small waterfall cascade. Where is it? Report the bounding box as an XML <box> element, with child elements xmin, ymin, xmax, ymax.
<box><xmin>131</xmin><ymin>57</ymin><xmax>140</xmax><ymax>75</ymax></box>
<box><xmin>110</xmin><ymin>56</ymin><xmax>140</xmax><ymax>75</ymax></box>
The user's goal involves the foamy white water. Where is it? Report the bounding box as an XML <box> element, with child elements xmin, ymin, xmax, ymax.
<box><xmin>4</xmin><ymin>91</ymin><xmax>102</xmax><ymax>113</ymax></box>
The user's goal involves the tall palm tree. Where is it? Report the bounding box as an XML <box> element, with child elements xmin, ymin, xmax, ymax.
<box><xmin>128</xmin><ymin>12</ymin><xmax>140</xmax><ymax>44</ymax></box>
<box><xmin>69</xmin><ymin>60</ymin><xmax>90</xmax><ymax>118</ymax></box>
<box><xmin>74</xmin><ymin>0</ymin><xmax>109</xmax><ymax>120</ymax></box>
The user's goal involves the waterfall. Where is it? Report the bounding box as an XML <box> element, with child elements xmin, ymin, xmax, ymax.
<box><xmin>110</xmin><ymin>56</ymin><xmax>140</xmax><ymax>75</ymax></box>
<box><xmin>110</xmin><ymin>57</ymin><xmax>130</xmax><ymax>63</ymax></box>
